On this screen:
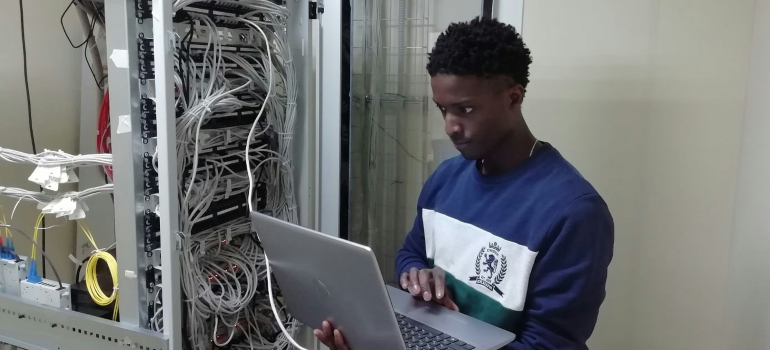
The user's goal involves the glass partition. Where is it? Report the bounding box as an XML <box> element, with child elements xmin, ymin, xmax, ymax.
<box><xmin>348</xmin><ymin>0</ymin><xmax>483</xmax><ymax>281</ymax></box>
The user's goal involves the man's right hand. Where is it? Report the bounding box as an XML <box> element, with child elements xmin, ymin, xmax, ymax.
<box><xmin>400</xmin><ymin>267</ymin><xmax>459</xmax><ymax>311</ymax></box>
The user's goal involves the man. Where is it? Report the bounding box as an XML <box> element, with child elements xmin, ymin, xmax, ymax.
<box><xmin>316</xmin><ymin>17</ymin><xmax>614</xmax><ymax>350</ymax></box>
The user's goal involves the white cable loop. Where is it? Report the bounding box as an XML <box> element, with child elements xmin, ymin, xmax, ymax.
<box><xmin>171</xmin><ymin>3</ymin><xmax>301</xmax><ymax>348</ymax></box>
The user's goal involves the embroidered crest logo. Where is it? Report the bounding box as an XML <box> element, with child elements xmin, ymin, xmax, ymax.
<box><xmin>469</xmin><ymin>242</ymin><xmax>507</xmax><ymax>297</ymax></box>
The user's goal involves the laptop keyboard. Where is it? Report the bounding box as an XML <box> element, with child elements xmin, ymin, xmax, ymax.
<box><xmin>396</xmin><ymin>312</ymin><xmax>476</xmax><ymax>350</ymax></box>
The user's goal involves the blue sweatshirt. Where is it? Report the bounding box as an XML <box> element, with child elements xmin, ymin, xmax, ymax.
<box><xmin>396</xmin><ymin>143</ymin><xmax>613</xmax><ymax>350</ymax></box>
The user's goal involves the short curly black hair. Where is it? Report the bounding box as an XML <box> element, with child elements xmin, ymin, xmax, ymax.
<box><xmin>427</xmin><ymin>17</ymin><xmax>532</xmax><ymax>92</ymax></box>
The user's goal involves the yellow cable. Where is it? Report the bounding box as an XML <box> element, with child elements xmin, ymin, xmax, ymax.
<box><xmin>85</xmin><ymin>250</ymin><xmax>119</xmax><ymax>321</ymax></box>
<box><xmin>79</xmin><ymin>220</ymin><xmax>119</xmax><ymax>320</ymax></box>
<box><xmin>77</xmin><ymin>220</ymin><xmax>98</xmax><ymax>251</ymax></box>
<box><xmin>32</xmin><ymin>213</ymin><xmax>44</xmax><ymax>260</ymax></box>
<box><xmin>0</xmin><ymin>206</ymin><xmax>11</xmax><ymax>237</ymax></box>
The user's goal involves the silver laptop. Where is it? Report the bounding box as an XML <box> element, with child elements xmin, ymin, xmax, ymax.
<box><xmin>251</xmin><ymin>212</ymin><xmax>516</xmax><ymax>350</ymax></box>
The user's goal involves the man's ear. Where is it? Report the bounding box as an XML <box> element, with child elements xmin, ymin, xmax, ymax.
<box><xmin>507</xmin><ymin>85</ymin><xmax>525</xmax><ymax>108</ymax></box>
<box><xmin>497</xmin><ymin>77</ymin><xmax>524</xmax><ymax>108</ymax></box>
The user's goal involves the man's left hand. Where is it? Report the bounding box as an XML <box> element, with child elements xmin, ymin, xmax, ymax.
<box><xmin>314</xmin><ymin>321</ymin><xmax>349</xmax><ymax>350</ymax></box>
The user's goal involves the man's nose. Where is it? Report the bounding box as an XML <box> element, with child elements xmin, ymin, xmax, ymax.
<box><xmin>445</xmin><ymin>114</ymin><xmax>463</xmax><ymax>137</ymax></box>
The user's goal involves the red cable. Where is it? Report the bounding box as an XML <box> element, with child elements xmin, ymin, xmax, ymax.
<box><xmin>97</xmin><ymin>90</ymin><xmax>113</xmax><ymax>179</ymax></box>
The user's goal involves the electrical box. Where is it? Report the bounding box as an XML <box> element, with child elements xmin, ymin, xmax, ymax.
<box><xmin>1</xmin><ymin>257</ymin><xmax>27</xmax><ymax>297</ymax></box>
<box><xmin>20</xmin><ymin>279</ymin><xmax>72</xmax><ymax>309</ymax></box>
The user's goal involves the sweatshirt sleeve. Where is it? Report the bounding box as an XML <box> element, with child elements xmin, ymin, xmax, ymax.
<box><xmin>395</xmin><ymin>209</ymin><xmax>429</xmax><ymax>280</ymax></box>
<box><xmin>506</xmin><ymin>194</ymin><xmax>614</xmax><ymax>350</ymax></box>
<box><xmin>394</xmin><ymin>173</ymin><xmax>438</xmax><ymax>281</ymax></box>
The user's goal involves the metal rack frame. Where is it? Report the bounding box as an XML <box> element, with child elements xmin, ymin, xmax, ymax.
<box><xmin>105</xmin><ymin>0</ymin><xmax>151</xmax><ymax>328</ymax></box>
<box><xmin>320</xmin><ymin>0</ymin><xmax>344</xmax><ymax>237</ymax></box>
<box><xmin>0</xmin><ymin>293</ymin><xmax>167</xmax><ymax>350</ymax></box>
<box><xmin>152</xmin><ymin>0</ymin><xmax>182</xmax><ymax>348</ymax></box>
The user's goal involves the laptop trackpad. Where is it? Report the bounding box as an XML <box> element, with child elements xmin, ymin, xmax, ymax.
<box><xmin>388</xmin><ymin>286</ymin><xmax>516</xmax><ymax>349</ymax></box>
<box><xmin>404</xmin><ymin>301</ymin><xmax>472</xmax><ymax>330</ymax></box>
<box><xmin>391</xmin><ymin>287</ymin><xmax>475</xmax><ymax>334</ymax></box>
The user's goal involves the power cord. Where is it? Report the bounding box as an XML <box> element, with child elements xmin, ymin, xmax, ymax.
<box><xmin>17</xmin><ymin>0</ymin><xmax>47</xmax><ymax>278</ymax></box>
<box><xmin>82</xmin><ymin>14</ymin><xmax>101</xmax><ymax>89</ymax></box>
<box><xmin>17</xmin><ymin>0</ymin><xmax>34</xmax><ymax>155</ymax></box>
<box><xmin>62</xmin><ymin>0</ymin><xmax>104</xmax><ymax>90</ymax></box>
<box><xmin>61</xmin><ymin>0</ymin><xmax>92</xmax><ymax>48</ymax></box>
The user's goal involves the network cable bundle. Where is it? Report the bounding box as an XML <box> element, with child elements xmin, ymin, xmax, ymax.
<box><xmin>135</xmin><ymin>1</ymin><xmax>301</xmax><ymax>349</ymax></box>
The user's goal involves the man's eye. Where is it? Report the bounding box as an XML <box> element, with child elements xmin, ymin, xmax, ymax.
<box><xmin>460</xmin><ymin>107</ymin><xmax>473</xmax><ymax>114</ymax></box>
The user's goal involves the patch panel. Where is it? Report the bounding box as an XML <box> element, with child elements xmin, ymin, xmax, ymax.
<box><xmin>1</xmin><ymin>256</ymin><xmax>27</xmax><ymax>297</ymax></box>
<box><xmin>20</xmin><ymin>278</ymin><xmax>72</xmax><ymax>309</ymax></box>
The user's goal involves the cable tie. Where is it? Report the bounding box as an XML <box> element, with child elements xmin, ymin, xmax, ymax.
<box><xmin>91</xmin><ymin>247</ymin><xmax>109</xmax><ymax>254</ymax></box>
<box><xmin>68</xmin><ymin>254</ymin><xmax>83</xmax><ymax>266</ymax></box>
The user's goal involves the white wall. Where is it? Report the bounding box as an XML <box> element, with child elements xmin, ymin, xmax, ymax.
<box><xmin>632</xmin><ymin>1</ymin><xmax>753</xmax><ymax>349</ymax></box>
<box><xmin>524</xmin><ymin>0</ymin><xmax>755</xmax><ymax>349</ymax></box>
<box><xmin>524</xmin><ymin>2</ymin><xmax>654</xmax><ymax>348</ymax></box>
<box><xmin>0</xmin><ymin>0</ymin><xmax>83</xmax><ymax>283</ymax></box>
<box><xmin>723</xmin><ymin>0</ymin><xmax>770</xmax><ymax>348</ymax></box>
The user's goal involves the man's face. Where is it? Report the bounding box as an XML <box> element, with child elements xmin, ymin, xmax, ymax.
<box><xmin>431</xmin><ymin>74</ymin><xmax>521</xmax><ymax>160</ymax></box>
